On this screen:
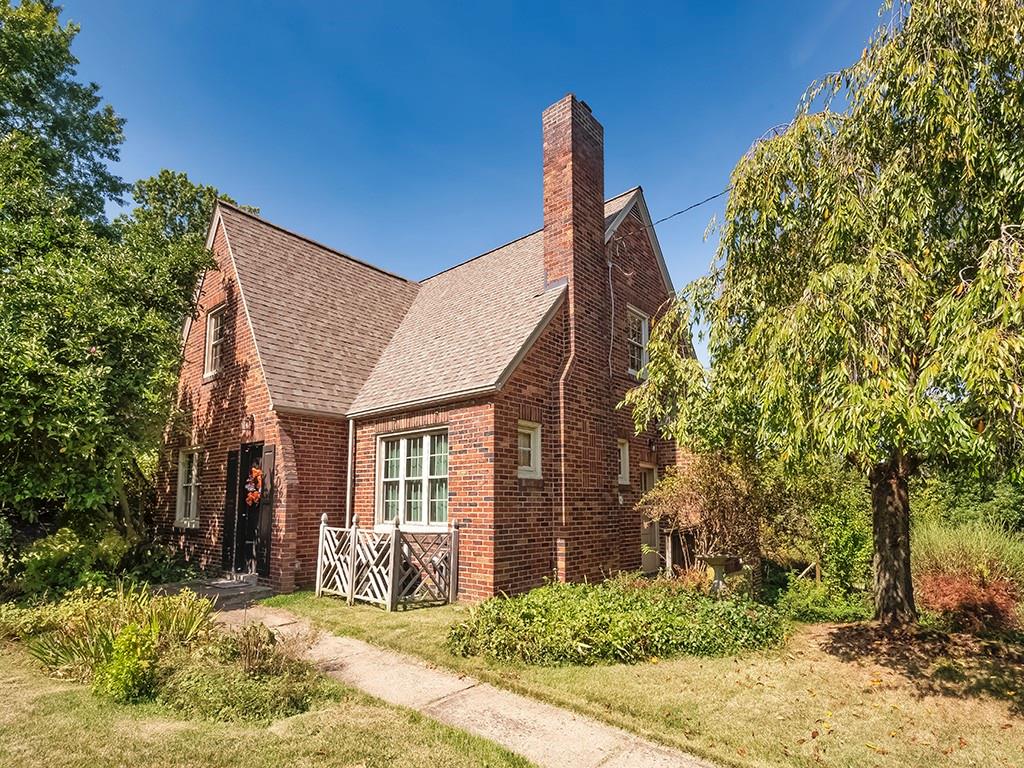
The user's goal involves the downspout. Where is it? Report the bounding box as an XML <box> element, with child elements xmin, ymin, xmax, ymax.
<box><xmin>345</xmin><ymin>417</ymin><xmax>355</xmax><ymax>527</ymax></box>
<box><xmin>557</xmin><ymin>293</ymin><xmax>576</xmax><ymax>530</ymax></box>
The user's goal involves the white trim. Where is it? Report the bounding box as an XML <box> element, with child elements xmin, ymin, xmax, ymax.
<box><xmin>626</xmin><ymin>306</ymin><xmax>650</xmax><ymax>377</ymax></box>
<box><xmin>516</xmin><ymin>420</ymin><xmax>542</xmax><ymax>479</ymax></box>
<box><xmin>374</xmin><ymin>429</ymin><xmax>449</xmax><ymax>528</ymax></box>
<box><xmin>219</xmin><ymin>208</ymin><xmax>275</xmax><ymax>412</ymax></box>
<box><xmin>604</xmin><ymin>188</ymin><xmax>676</xmax><ymax>295</ymax></box>
<box><xmin>175</xmin><ymin>446</ymin><xmax>202</xmax><ymax>529</ymax></box>
<box><xmin>617</xmin><ymin>439</ymin><xmax>630</xmax><ymax>486</ymax></box>
<box><xmin>203</xmin><ymin>303</ymin><xmax>226</xmax><ymax>377</ymax></box>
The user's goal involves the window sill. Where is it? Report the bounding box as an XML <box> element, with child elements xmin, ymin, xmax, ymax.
<box><xmin>373</xmin><ymin>523</ymin><xmax>450</xmax><ymax>534</ymax></box>
<box><xmin>174</xmin><ymin>522</ymin><xmax>200</xmax><ymax>531</ymax></box>
<box><xmin>517</xmin><ymin>469</ymin><xmax>542</xmax><ymax>480</ymax></box>
<box><xmin>202</xmin><ymin>372</ymin><xmax>218</xmax><ymax>384</ymax></box>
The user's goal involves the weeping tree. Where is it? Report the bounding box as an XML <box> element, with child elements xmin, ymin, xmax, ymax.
<box><xmin>627</xmin><ymin>0</ymin><xmax>1024</xmax><ymax>625</ymax></box>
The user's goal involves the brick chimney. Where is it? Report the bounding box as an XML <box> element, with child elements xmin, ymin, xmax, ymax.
<box><xmin>542</xmin><ymin>94</ymin><xmax>605</xmax><ymax>298</ymax></box>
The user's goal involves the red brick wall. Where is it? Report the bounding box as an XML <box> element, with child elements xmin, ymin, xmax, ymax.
<box><xmin>350</xmin><ymin>401</ymin><xmax>496</xmax><ymax>600</ymax></box>
<box><xmin>156</xmin><ymin>217</ymin><xmax>349</xmax><ymax>593</ymax></box>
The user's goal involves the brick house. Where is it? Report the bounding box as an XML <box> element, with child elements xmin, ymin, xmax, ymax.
<box><xmin>157</xmin><ymin>94</ymin><xmax>681</xmax><ymax>599</ymax></box>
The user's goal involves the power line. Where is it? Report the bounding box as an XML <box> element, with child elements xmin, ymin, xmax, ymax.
<box><xmin>609</xmin><ymin>185</ymin><xmax>732</xmax><ymax>246</ymax></box>
<box><xmin>650</xmin><ymin>187</ymin><xmax>732</xmax><ymax>227</ymax></box>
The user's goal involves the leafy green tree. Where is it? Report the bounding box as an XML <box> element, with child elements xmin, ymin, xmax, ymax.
<box><xmin>628</xmin><ymin>0</ymin><xmax>1024</xmax><ymax>625</ymax></box>
<box><xmin>0</xmin><ymin>136</ymin><xmax>216</xmax><ymax>533</ymax></box>
<box><xmin>0</xmin><ymin>0</ymin><xmax>126</xmax><ymax>219</ymax></box>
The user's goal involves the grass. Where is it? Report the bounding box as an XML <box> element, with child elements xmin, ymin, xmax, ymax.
<box><xmin>0</xmin><ymin>644</ymin><xmax>532</xmax><ymax>768</ymax></box>
<box><xmin>267</xmin><ymin>591</ymin><xmax>1024</xmax><ymax>768</ymax></box>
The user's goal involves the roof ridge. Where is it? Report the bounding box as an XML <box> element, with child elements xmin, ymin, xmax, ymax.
<box><xmin>215</xmin><ymin>199</ymin><xmax>417</xmax><ymax>285</ymax></box>
<box><xmin>418</xmin><ymin>188</ymin><xmax>641</xmax><ymax>283</ymax></box>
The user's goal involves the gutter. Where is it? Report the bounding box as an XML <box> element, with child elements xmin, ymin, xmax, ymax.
<box><xmin>345</xmin><ymin>417</ymin><xmax>355</xmax><ymax>527</ymax></box>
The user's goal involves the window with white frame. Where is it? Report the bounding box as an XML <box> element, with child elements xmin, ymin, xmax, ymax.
<box><xmin>204</xmin><ymin>305</ymin><xmax>226</xmax><ymax>376</ymax></box>
<box><xmin>378</xmin><ymin>431</ymin><xmax>448</xmax><ymax>527</ymax></box>
<box><xmin>175</xmin><ymin>447</ymin><xmax>201</xmax><ymax>528</ymax></box>
<box><xmin>517</xmin><ymin>421</ymin><xmax>542</xmax><ymax>479</ymax></box>
<box><xmin>627</xmin><ymin>308</ymin><xmax>650</xmax><ymax>377</ymax></box>
<box><xmin>617</xmin><ymin>439</ymin><xmax>630</xmax><ymax>485</ymax></box>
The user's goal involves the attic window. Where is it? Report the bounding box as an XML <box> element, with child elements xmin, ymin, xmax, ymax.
<box><xmin>204</xmin><ymin>304</ymin><xmax>226</xmax><ymax>377</ymax></box>
<box><xmin>627</xmin><ymin>308</ymin><xmax>649</xmax><ymax>377</ymax></box>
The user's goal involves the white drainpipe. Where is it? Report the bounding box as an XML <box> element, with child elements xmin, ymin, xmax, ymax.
<box><xmin>345</xmin><ymin>417</ymin><xmax>355</xmax><ymax>527</ymax></box>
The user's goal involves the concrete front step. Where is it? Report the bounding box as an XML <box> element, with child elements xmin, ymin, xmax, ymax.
<box><xmin>160</xmin><ymin>578</ymin><xmax>274</xmax><ymax>611</ymax></box>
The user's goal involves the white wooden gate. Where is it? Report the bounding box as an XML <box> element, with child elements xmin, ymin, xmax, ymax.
<box><xmin>314</xmin><ymin>514</ymin><xmax>460</xmax><ymax>610</ymax></box>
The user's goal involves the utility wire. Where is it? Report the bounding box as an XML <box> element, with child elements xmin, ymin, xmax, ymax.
<box><xmin>650</xmin><ymin>186</ymin><xmax>732</xmax><ymax>228</ymax></box>
<box><xmin>609</xmin><ymin>185</ymin><xmax>732</xmax><ymax>247</ymax></box>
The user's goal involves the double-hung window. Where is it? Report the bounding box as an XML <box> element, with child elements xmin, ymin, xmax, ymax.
<box><xmin>627</xmin><ymin>308</ymin><xmax>650</xmax><ymax>378</ymax></box>
<box><xmin>617</xmin><ymin>439</ymin><xmax>630</xmax><ymax>486</ymax></box>
<box><xmin>378</xmin><ymin>431</ymin><xmax>448</xmax><ymax>527</ymax></box>
<box><xmin>517</xmin><ymin>421</ymin><xmax>542</xmax><ymax>479</ymax></box>
<box><xmin>175</xmin><ymin>447</ymin><xmax>201</xmax><ymax>528</ymax></box>
<box><xmin>204</xmin><ymin>304</ymin><xmax>226</xmax><ymax>377</ymax></box>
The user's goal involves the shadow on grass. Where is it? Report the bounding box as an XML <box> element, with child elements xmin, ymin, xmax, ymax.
<box><xmin>821</xmin><ymin>623</ymin><xmax>1024</xmax><ymax>715</ymax></box>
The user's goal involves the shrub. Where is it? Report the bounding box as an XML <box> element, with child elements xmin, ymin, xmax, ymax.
<box><xmin>156</xmin><ymin>655</ymin><xmax>333</xmax><ymax>721</ymax></box>
<box><xmin>0</xmin><ymin>587</ymin><xmax>108</xmax><ymax>640</ymax></box>
<box><xmin>28</xmin><ymin>582</ymin><xmax>213</xmax><ymax>680</ymax></box>
<box><xmin>913</xmin><ymin>519</ymin><xmax>1024</xmax><ymax>590</ymax></box>
<box><xmin>447</xmin><ymin>577</ymin><xmax>786</xmax><ymax>665</ymax></box>
<box><xmin>92</xmin><ymin>623</ymin><xmax>157</xmax><ymax>703</ymax></box>
<box><xmin>156</xmin><ymin>627</ymin><xmax>333</xmax><ymax>721</ymax></box>
<box><xmin>916</xmin><ymin>571</ymin><xmax>1019</xmax><ymax>633</ymax></box>
<box><xmin>912</xmin><ymin>520</ymin><xmax>1024</xmax><ymax>633</ymax></box>
<box><xmin>16</xmin><ymin>528</ymin><xmax>111</xmax><ymax>597</ymax></box>
<box><xmin>776</xmin><ymin>576</ymin><xmax>872</xmax><ymax>623</ymax></box>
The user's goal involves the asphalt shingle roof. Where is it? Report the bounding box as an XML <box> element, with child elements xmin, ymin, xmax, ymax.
<box><xmin>219</xmin><ymin>203</ymin><xmax>418</xmax><ymax>414</ymax></box>
<box><xmin>215</xmin><ymin>188</ymin><xmax>643</xmax><ymax>417</ymax></box>
<box><xmin>347</xmin><ymin>231</ymin><xmax>565</xmax><ymax>415</ymax></box>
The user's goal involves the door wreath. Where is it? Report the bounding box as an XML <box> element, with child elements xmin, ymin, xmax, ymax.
<box><xmin>245</xmin><ymin>465</ymin><xmax>263</xmax><ymax>507</ymax></box>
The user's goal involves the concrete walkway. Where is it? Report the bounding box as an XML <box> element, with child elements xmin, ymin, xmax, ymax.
<box><xmin>218</xmin><ymin>605</ymin><xmax>714</xmax><ymax>768</ymax></box>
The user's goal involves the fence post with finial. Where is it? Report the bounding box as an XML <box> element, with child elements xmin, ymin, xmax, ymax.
<box><xmin>315</xmin><ymin>513</ymin><xmax>328</xmax><ymax>597</ymax></box>
<box><xmin>346</xmin><ymin>512</ymin><xmax>359</xmax><ymax>605</ymax></box>
<box><xmin>387</xmin><ymin>517</ymin><xmax>401</xmax><ymax>612</ymax></box>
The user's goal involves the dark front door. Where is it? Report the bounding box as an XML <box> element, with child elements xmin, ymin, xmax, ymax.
<box><xmin>220</xmin><ymin>441</ymin><xmax>271</xmax><ymax>577</ymax></box>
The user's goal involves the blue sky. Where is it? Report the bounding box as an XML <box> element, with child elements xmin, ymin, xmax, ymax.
<box><xmin>63</xmin><ymin>1</ymin><xmax>879</xmax><ymax>311</ymax></box>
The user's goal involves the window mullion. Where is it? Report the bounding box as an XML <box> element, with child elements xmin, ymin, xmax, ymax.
<box><xmin>398</xmin><ymin>438</ymin><xmax>408</xmax><ymax>526</ymax></box>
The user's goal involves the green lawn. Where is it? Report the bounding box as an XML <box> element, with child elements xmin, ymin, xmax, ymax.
<box><xmin>267</xmin><ymin>592</ymin><xmax>1024</xmax><ymax>768</ymax></box>
<box><xmin>0</xmin><ymin>644</ymin><xmax>531</xmax><ymax>768</ymax></box>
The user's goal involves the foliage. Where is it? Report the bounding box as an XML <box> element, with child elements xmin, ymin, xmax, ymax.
<box><xmin>27</xmin><ymin>582</ymin><xmax>213</xmax><ymax>680</ymax></box>
<box><xmin>7</xmin><ymin>525</ymin><xmax>197</xmax><ymax>598</ymax></box>
<box><xmin>916</xmin><ymin>571</ymin><xmax>1019</xmax><ymax>634</ymax></box>
<box><xmin>0</xmin><ymin>0</ymin><xmax>126</xmax><ymax>219</ymax></box>
<box><xmin>0</xmin><ymin>585</ymin><xmax>106</xmax><ymax>640</ymax></box>
<box><xmin>447</xmin><ymin>576</ymin><xmax>786</xmax><ymax>666</ymax></box>
<box><xmin>777</xmin><ymin>576</ymin><xmax>872</xmax><ymax>624</ymax></box>
<box><xmin>16</xmin><ymin>527</ymin><xmax>115</xmax><ymax>596</ymax></box>
<box><xmin>91</xmin><ymin>622</ymin><xmax>157</xmax><ymax>703</ymax></box>
<box><xmin>913</xmin><ymin>470</ymin><xmax>1024</xmax><ymax>532</ymax></box>
<box><xmin>912</xmin><ymin>520</ymin><xmax>1024</xmax><ymax>633</ymax></box>
<box><xmin>156</xmin><ymin>628</ymin><xmax>333</xmax><ymax>722</ymax></box>
<box><xmin>912</xmin><ymin>519</ymin><xmax>1024</xmax><ymax>593</ymax></box>
<box><xmin>0</xmin><ymin>135</ymin><xmax>217</xmax><ymax>523</ymax></box>
<box><xmin>13</xmin><ymin>584</ymin><xmax>333</xmax><ymax>721</ymax></box>
<box><xmin>626</xmin><ymin>0</ymin><xmax>1024</xmax><ymax>623</ymax></box>
<box><xmin>794</xmin><ymin>466</ymin><xmax>873</xmax><ymax>595</ymax></box>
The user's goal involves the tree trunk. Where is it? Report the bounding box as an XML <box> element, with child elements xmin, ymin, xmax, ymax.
<box><xmin>869</xmin><ymin>456</ymin><xmax>917</xmax><ymax>626</ymax></box>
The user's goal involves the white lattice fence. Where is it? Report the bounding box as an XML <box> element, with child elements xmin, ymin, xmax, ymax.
<box><xmin>315</xmin><ymin>514</ymin><xmax>460</xmax><ymax>610</ymax></box>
